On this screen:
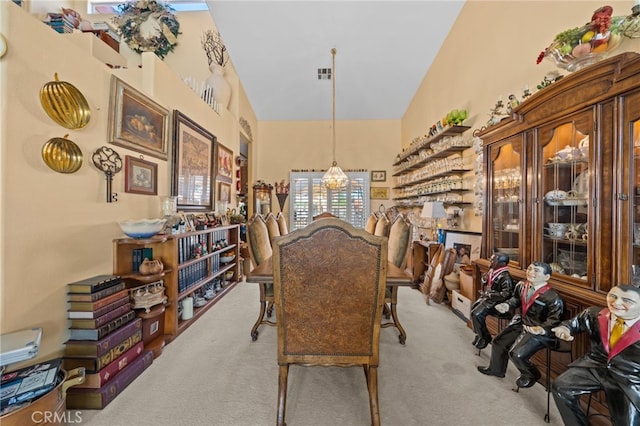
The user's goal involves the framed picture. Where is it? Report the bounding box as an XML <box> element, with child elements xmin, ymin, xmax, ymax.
<box><xmin>444</xmin><ymin>231</ymin><xmax>482</xmax><ymax>264</ymax></box>
<box><xmin>371</xmin><ymin>170</ymin><xmax>386</xmax><ymax>182</ymax></box>
<box><xmin>216</xmin><ymin>143</ymin><xmax>233</xmax><ymax>183</ymax></box>
<box><xmin>171</xmin><ymin>110</ymin><xmax>216</xmax><ymax>211</ymax></box>
<box><xmin>108</xmin><ymin>76</ymin><xmax>170</xmax><ymax>160</ymax></box>
<box><xmin>218</xmin><ymin>182</ymin><xmax>231</xmax><ymax>203</ymax></box>
<box><xmin>370</xmin><ymin>187</ymin><xmax>389</xmax><ymax>200</ymax></box>
<box><xmin>124</xmin><ymin>155</ymin><xmax>157</xmax><ymax>195</ymax></box>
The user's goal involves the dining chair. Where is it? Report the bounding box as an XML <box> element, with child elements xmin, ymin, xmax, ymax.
<box><xmin>247</xmin><ymin>215</ymin><xmax>276</xmax><ymax>341</ymax></box>
<box><xmin>275</xmin><ymin>212</ymin><xmax>288</xmax><ymax>235</ymax></box>
<box><xmin>264</xmin><ymin>212</ymin><xmax>281</xmax><ymax>240</ymax></box>
<box><xmin>272</xmin><ymin>218</ymin><xmax>387</xmax><ymax>426</ymax></box>
<box><xmin>312</xmin><ymin>211</ymin><xmax>337</xmax><ymax>220</ymax></box>
<box><xmin>365</xmin><ymin>212</ymin><xmax>379</xmax><ymax>234</ymax></box>
<box><xmin>382</xmin><ymin>214</ymin><xmax>412</xmax><ymax>344</ymax></box>
<box><xmin>373</xmin><ymin>214</ymin><xmax>390</xmax><ymax>237</ymax></box>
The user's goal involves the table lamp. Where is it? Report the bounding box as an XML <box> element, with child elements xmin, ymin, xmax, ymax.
<box><xmin>421</xmin><ymin>201</ymin><xmax>447</xmax><ymax>243</ymax></box>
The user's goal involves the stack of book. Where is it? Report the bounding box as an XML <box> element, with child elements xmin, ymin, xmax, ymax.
<box><xmin>63</xmin><ymin>274</ymin><xmax>153</xmax><ymax>409</ymax></box>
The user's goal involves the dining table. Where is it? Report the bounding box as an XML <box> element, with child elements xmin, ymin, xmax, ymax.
<box><xmin>247</xmin><ymin>257</ymin><xmax>413</xmax><ymax>344</ymax></box>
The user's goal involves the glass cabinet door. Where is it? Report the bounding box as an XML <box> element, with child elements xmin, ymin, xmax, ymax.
<box><xmin>487</xmin><ymin>136</ymin><xmax>523</xmax><ymax>265</ymax></box>
<box><xmin>538</xmin><ymin>112</ymin><xmax>592</xmax><ymax>285</ymax></box>
<box><xmin>624</xmin><ymin>92</ymin><xmax>640</xmax><ymax>287</ymax></box>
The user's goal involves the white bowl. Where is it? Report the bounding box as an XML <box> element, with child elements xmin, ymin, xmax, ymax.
<box><xmin>118</xmin><ymin>218</ymin><xmax>166</xmax><ymax>239</ymax></box>
<box><xmin>220</xmin><ymin>254</ymin><xmax>235</xmax><ymax>263</ymax></box>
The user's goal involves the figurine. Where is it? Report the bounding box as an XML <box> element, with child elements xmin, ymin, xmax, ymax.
<box><xmin>471</xmin><ymin>253</ymin><xmax>515</xmax><ymax>349</ymax></box>
<box><xmin>506</xmin><ymin>94</ymin><xmax>519</xmax><ymax>114</ymax></box>
<box><xmin>487</xmin><ymin>98</ymin><xmax>506</xmax><ymax>126</ymax></box>
<box><xmin>477</xmin><ymin>261</ymin><xmax>564</xmax><ymax>388</ymax></box>
<box><xmin>551</xmin><ymin>283</ymin><xmax>640</xmax><ymax>426</ymax></box>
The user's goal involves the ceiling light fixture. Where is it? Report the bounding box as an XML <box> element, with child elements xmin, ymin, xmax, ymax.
<box><xmin>321</xmin><ymin>48</ymin><xmax>348</xmax><ymax>190</ymax></box>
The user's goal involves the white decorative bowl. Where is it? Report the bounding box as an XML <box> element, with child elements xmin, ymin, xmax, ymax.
<box><xmin>220</xmin><ymin>254</ymin><xmax>235</xmax><ymax>263</ymax></box>
<box><xmin>118</xmin><ymin>218</ymin><xmax>166</xmax><ymax>239</ymax></box>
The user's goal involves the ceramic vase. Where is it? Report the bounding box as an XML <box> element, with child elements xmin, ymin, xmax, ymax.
<box><xmin>205</xmin><ymin>63</ymin><xmax>231</xmax><ymax>109</ymax></box>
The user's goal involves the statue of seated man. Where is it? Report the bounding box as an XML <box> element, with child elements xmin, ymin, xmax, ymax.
<box><xmin>477</xmin><ymin>261</ymin><xmax>564</xmax><ymax>388</ymax></box>
<box><xmin>551</xmin><ymin>284</ymin><xmax>640</xmax><ymax>426</ymax></box>
<box><xmin>471</xmin><ymin>252</ymin><xmax>514</xmax><ymax>349</ymax></box>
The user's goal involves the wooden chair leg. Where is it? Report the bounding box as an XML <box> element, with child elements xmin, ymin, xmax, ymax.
<box><xmin>277</xmin><ymin>365</ymin><xmax>289</xmax><ymax>426</ymax></box>
<box><xmin>250</xmin><ymin>300</ymin><xmax>267</xmax><ymax>341</ymax></box>
<box><xmin>366</xmin><ymin>365</ymin><xmax>381</xmax><ymax>426</ymax></box>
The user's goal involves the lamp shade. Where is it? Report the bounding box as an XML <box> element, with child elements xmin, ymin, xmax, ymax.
<box><xmin>421</xmin><ymin>201</ymin><xmax>447</xmax><ymax>219</ymax></box>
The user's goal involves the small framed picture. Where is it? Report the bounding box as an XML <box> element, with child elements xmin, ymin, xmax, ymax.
<box><xmin>370</xmin><ymin>187</ymin><xmax>390</xmax><ymax>200</ymax></box>
<box><xmin>218</xmin><ymin>182</ymin><xmax>231</xmax><ymax>203</ymax></box>
<box><xmin>124</xmin><ymin>155</ymin><xmax>157</xmax><ymax>195</ymax></box>
<box><xmin>371</xmin><ymin>170</ymin><xmax>386</xmax><ymax>182</ymax></box>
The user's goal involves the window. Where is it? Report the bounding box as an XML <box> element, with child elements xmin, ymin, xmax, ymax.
<box><xmin>289</xmin><ymin>172</ymin><xmax>370</xmax><ymax>231</ymax></box>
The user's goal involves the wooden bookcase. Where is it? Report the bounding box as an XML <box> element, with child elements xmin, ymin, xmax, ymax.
<box><xmin>113</xmin><ymin>224</ymin><xmax>240</xmax><ymax>349</ymax></box>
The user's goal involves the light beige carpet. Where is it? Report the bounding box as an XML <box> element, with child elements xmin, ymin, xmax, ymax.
<box><xmin>76</xmin><ymin>281</ymin><xmax>563</xmax><ymax>426</ymax></box>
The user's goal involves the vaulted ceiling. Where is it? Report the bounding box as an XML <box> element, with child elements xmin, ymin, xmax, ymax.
<box><xmin>205</xmin><ymin>1</ymin><xmax>465</xmax><ymax>121</ymax></box>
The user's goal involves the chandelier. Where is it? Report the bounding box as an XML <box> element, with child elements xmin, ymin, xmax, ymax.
<box><xmin>321</xmin><ymin>48</ymin><xmax>348</xmax><ymax>190</ymax></box>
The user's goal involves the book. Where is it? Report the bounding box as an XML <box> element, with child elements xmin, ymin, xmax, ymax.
<box><xmin>68</xmin><ymin>281</ymin><xmax>126</xmax><ymax>302</ymax></box>
<box><xmin>66</xmin><ymin>350</ymin><xmax>153</xmax><ymax>409</ymax></box>
<box><xmin>67</xmin><ymin>274</ymin><xmax>121</xmax><ymax>294</ymax></box>
<box><xmin>64</xmin><ymin>318</ymin><xmax>142</xmax><ymax>357</ymax></box>
<box><xmin>0</xmin><ymin>358</ymin><xmax>62</xmax><ymax>411</ymax></box>
<box><xmin>72</xmin><ymin>342</ymin><xmax>144</xmax><ymax>388</ymax></box>
<box><xmin>69</xmin><ymin>303</ymin><xmax>132</xmax><ymax>329</ymax></box>
<box><xmin>67</xmin><ymin>296</ymin><xmax>130</xmax><ymax>319</ymax></box>
<box><xmin>67</xmin><ymin>289</ymin><xmax>129</xmax><ymax>312</ymax></box>
<box><xmin>68</xmin><ymin>310</ymin><xmax>135</xmax><ymax>341</ymax></box>
<box><xmin>63</xmin><ymin>330</ymin><xmax>142</xmax><ymax>373</ymax></box>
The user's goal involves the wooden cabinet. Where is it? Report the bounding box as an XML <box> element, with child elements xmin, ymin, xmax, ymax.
<box><xmin>113</xmin><ymin>225</ymin><xmax>240</xmax><ymax>347</ymax></box>
<box><xmin>477</xmin><ymin>52</ymin><xmax>640</xmax><ymax>415</ymax></box>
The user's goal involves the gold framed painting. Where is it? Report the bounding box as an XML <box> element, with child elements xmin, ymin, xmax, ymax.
<box><xmin>171</xmin><ymin>110</ymin><xmax>216</xmax><ymax>211</ymax></box>
<box><xmin>108</xmin><ymin>76</ymin><xmax>170</xmax><ymax>160</ymax></box>
<box><xmin>124</xmin><ymin>155</ymin><xmax>157</xmax><ymax>195</ymax></box>
<box><xmin>370</xmin><ymin>187</ymin><xmax>389</xmax><ymax>200</ymax></box>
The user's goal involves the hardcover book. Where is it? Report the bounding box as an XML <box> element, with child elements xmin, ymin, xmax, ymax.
<box><xmin>72</xmin><ymin>342</ymin><xmax>144</xmax><ymax>388</ymax></box>
<box><xmin>68</xmin><ymin>310</ymin><xmax>135</xmax><ymax>341</ymax></box>
<box><xmin>68</xmin><ymin>303</ymin><xmax>132</xmax><ymax>329</ymax></box>
<box><xmin>67</xmin><ymin>282</ymin><xmax>126</xmax><ymax>302</ymax></box>
<box><xmin>67</xmin><ymin>296</ymin><xmax>130</xmax><ymax>319</ymax></box>
<box><xmin>66</xmin><ymin>350</ymin><xmax>153</xmax><ymax>409</ymax></box>
<box><xmin>67</xmin><ymin>274</ymin><xmax>121</xmax><ymax>294</ymax></box>
<box><xmin>64</xmin><ymin>318</ymin><xmax>142</xmax><ymax>357</ymax></box>
<box><xmin>67</xmin><ymin>289</ymin><xmax>129</xmax><ymax>312</ymax></box>
<box><xmin>63</xmin><ymin>331</ymin><xmax>142</xmax><ymax>373</ymax></box>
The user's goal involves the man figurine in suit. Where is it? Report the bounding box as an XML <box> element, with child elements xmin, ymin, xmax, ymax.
<box><xmin>551</xmin><ymin>284</ymin><xmax>640</xmax><ymax>426</ymax></box>
<box><xmin>477</xmin><ymin>261</ymin><xmax>564</xmax><ymax>388</ymax></box>
<box><xmin>471</xmin><ymin>252</ymin><xmax>515</xmax><ymax>349</ymax></box>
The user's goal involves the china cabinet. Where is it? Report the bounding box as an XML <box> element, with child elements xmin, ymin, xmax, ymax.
<box><xmin>476</xmin><ymin>52</ymin><xmax>640</xmax><ymax>416</ymax></box>
<box><xmin>113</xmin><ymin>224</ymin><xmax>240</xmax><ymax>346</ymax></box>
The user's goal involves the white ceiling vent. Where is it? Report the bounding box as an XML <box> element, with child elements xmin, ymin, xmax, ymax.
<box><xmin>317</xmin><ymin>68</ymin><xmax>332</xmax><ymax>80</ymax></box>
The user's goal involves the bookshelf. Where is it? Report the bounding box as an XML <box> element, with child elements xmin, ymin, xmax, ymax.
<box><xmin>113</xmin><ymin>224</ymin><xmax>240</xmax><ymax>347</ymax></box>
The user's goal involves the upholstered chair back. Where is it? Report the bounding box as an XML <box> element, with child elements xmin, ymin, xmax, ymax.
<box><xmin>276</xmin><ymin>212</ymin><xmax>288</xmax><ymax>235</ymax></box>
<box><xmin>387</xmin><ymin>215</ymin><xmax>412</xmax><ymax>268</ymax></box>
<box><xmin>264</xmin><ymin>212</ymin><xmax>281</xmax><ymax>240</ymax></box>
<box><xmin>365</xmin><ymin>213</ymin><xmax>378</xmax><ymax>234</ymax></box>
<box><xmin>373</xmin><ymin>215</ymin><xmax>390</xmax><ymax>237</ymax></box>
<box><xmin>247</xmin><ymin>215</ymin><xmax>273</xmax><ymax>268</ymax></box>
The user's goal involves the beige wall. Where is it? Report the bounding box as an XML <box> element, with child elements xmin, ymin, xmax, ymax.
<box><xmin>3</xmin><ymin>0</ymin><xmax>640</xmax><ymax>364</ymax></box>
<box><xmin>0</xmin><ymin>2</ymin><xmax>256</xmax><ymax>364</ymax></box>
<box><xmin>401</xmin><ymin>0</ymin><xmax>640</xmax><ymax>231</ymax></box>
